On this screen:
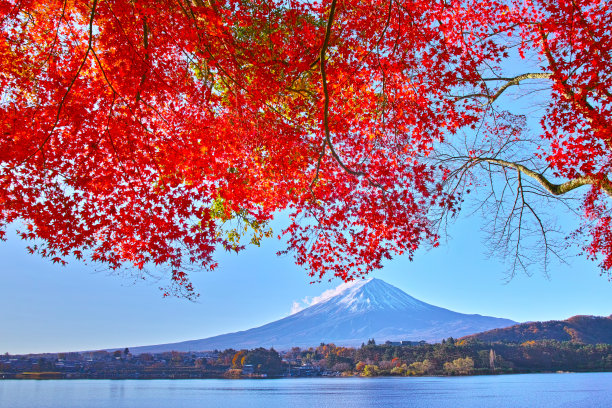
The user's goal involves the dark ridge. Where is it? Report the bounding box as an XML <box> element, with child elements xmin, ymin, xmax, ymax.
<box><xmin>461</xmin><ymin>315</ymin><xmax>612</xmax><ymax>345</ymax></box>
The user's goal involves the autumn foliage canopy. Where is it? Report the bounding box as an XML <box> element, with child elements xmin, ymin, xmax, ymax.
<box><xmin>1</xmin><ymin>0</ymin><xmax>610</xmax><ymax>296</ymax></box>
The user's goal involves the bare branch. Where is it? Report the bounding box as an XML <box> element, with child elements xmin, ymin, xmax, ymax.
<box><xmin>456</xmin><ymin>72</ymin><xmax>553</xmax><ymax>104</ymax></box>
<box><xmin>474</xmin><ymin>157</ymin><xmax>612</xmax><ymax>198</ymax></box>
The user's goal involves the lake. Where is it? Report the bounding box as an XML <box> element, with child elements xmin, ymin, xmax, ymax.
<box><xmin>1</xmin><ymin>373</ymin><xmax>611</xmax><ymax>408</ymax></box>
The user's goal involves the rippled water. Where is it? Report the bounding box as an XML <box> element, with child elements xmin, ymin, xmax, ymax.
<box><xmin>1</xmin><ymin>373</ymin><xmax>611</xmax><ymax>408</ymax></box>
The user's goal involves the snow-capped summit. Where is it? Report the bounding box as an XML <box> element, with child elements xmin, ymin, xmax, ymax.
<box><xmin>128</xmin><ymin>278</ymin><xmax>516</xmax><ymax>354</ymax></box>
<box><xmin>305</xmin><ymin>278</ymin><xmax>431</xmax><ymax>314</ymax></box>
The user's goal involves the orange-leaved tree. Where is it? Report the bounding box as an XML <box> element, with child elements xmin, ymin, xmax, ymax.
<box><xmin>0</xmin><ymin>0</ymin><xmax>610</xmax><ymax>297</ymax></box>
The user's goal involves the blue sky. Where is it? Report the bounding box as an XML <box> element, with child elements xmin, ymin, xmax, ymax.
<box><xmin>1</xmin><ymin>209</ymin><xmax>611</xmax><ymax>355</ymax></box>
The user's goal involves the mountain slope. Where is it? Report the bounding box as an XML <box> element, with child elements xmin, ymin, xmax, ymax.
<box><xmin>129</xmin><ymin>278</ymin><xmax>516</xmax><ymax>353</ymax></box>
<box><xmin>460</xmin><ymin>315</ymin><xmax>612</xmax><ymax>344</ymax></box>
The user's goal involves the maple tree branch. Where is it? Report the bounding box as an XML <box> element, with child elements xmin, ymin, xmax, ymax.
<box><xmin>523</xmin><ymin>190</ymin><xmax>552</xmax><ymax>275</ymax></box>
<box><xmin>320</xmin><ymin>0</ymin><xmax>365</xmax><ymax>178</ymax></box>
<box><xmin>43</xmin><ymin>0</ymin><xmax>68</xmax><ymax>66</ymax></box>
<box><xmin>486</xmin><ymin>73</ymin><xmax>553</xmax><ymax>103</ymax></box>
<box><xmin>309</xmin><ymin>143</ymin><xmax>327</xmax><ymax>193</ymax></box>
<box><xmin>179</xmin><ymin>0</ymin><xmax>314</xmax><ymax>133</ymax></box>
<box><xmin>512</xmin><ymin>170</ymin><xmax>526</xmax><ymax>275</ymax></box>
<box><xmin>472</xmin><ymin>157</ymin><xmax>612</xmax><ymax>198</ymax></box>
<box><xmin>457</xmin><ymin>73</ymin><xmax>553</xmax><ymax>104</ymax></box>
<box><xmin>433</xmin><ymin>152</ymin><xmax>568</xmax><ymax>278</ymax></box>
<box><xmin>569</xmin><ymin>0</ymin><xmax>612</xmax><ymax>64</ymax></box>
<box><xmin>14</xmin><ymin>0</ymin><xmax>98</xmax><ymax>169</ymax></box>
<box><xmin>337</xmin><ymin>0</ymin><xmax>393</xmax><ymax>91</ymax></box>
<box><xmin>90</xmin><ymin>48</ymin><xmax>153</xmax><ymax>189</ymax></box>
<box><xmin>135</xmin><ymin>16</ymin><xmax>149</xmax><ymax>103</ymax></box>
<box><xmin>538</xmin><ymin>27</ymin><xmax>599</xmax><ymax>116</ymax></box>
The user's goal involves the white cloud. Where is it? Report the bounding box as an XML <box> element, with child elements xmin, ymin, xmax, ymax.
<box><xmin>290</xmin><ymin>301</ymin><xmax>303</xmax><ymax>315</ymax></box>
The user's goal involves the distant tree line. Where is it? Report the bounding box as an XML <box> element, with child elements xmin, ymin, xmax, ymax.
<box><xmin>281</xmin><ymin>338</ymin><xmax>612</xmax><ymax>376</ymax></box>
<box><xmin>1</xmin><ymin>339</ymin><xmax>611</xmax><ymax>379</ymax></box>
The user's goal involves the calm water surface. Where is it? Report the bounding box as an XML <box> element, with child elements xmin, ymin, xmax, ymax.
<box><xmin>1</xmin><ymin>373</ymin><xmax>611</xmax><ymax>408</ymax></box>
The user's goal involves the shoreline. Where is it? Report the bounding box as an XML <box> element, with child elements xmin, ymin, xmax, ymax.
<box><xmin>2</xmin><ymin>369</ymin><xmax>610</xmax><ymax>380</ymax></box>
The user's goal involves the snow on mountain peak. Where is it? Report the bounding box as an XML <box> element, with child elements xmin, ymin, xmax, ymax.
<box><xmin>291</xmin><ymin>278</ymin><xmax>429</xmax><ymax>315</ymax></box>
<box><xmin>331</xmin><ymin>278</ymin><xmax>428</xmax><ymax>312</ymax></box>
<box><xmin>290</xmin><ymin>278</ymin><xmax>373</xmax><ymax>314</ymax></box>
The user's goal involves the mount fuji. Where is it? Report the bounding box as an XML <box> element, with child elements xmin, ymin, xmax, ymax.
<box><xmin>128</xmin><ymin>278</ymin><xmax>516</xmax><ymax>353</ymax></box>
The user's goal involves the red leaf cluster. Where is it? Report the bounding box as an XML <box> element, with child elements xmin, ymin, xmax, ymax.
<box><xmin>0</xmin><ymin>0</ymin><xmax>610</xmax><ymax>295</ymax></box>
